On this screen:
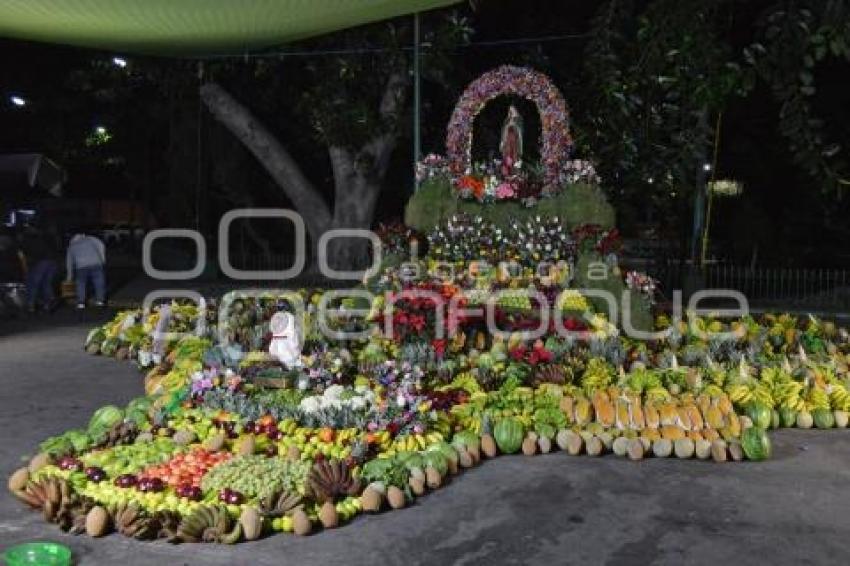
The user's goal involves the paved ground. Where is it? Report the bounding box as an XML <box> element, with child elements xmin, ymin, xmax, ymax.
<box><xmin>2</xmin><ymin>311</ymin><xmax>850</xmax><ymax>565</ymax></box>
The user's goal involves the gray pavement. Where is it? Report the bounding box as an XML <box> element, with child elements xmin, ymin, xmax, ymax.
<box><xmin>2</xmin><ymin>311</ymin><xmax>850</xmax><ymax>565</ymax></box>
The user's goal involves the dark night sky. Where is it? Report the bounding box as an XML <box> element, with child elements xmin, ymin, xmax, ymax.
<box><xmin>1</xmin><ymin>0</ymin><xmax>849</xmax><ymax>265</ymax></box>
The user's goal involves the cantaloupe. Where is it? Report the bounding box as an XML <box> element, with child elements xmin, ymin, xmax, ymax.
<box><xmin>627</xmin><ymin>438</ymin><xmax>644</xmax><ymax>461</ymax></box>
<box><xmin>674</xmin><ymin>438</ymin><xmax>695</xmax><ymax>459</ymax></box>
<box><xmin>796</xmin><ymin>411</ymin><xmax>814</xmax><ymax>429</ymax></box>
<box><xmin>711</xmin><ymin>440</ymin><xmax>728</xmax><ymax>462</ymax></box>
<box><xmin>612</xmin><ymin>436</ymin><xmax>630</xmax><ymax>457</ymax></box>
<box><xmin>652</xmin><ymin>438</ymin><xmax>672</xmax><ymax>458</ymax></box>
<box><xmin>586</xmin><ymin>436</ymin><xmax>604</xmax><ymax>456</ymax></box>
<box><xmin>694</xmin><ymin>439</ymin><xmax>711</xmax><ymax>460</ymax></box>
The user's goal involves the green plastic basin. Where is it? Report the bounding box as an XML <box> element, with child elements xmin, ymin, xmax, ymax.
<box><xmin>2</xmin><ymin>542</ymin><xmax>72</xmax><ymax>566</ymax></box>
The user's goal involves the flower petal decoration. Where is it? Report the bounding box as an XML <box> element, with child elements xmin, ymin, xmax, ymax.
<box><xmin>446</xmin><ymin>65</ymin><xmax>574</xmax><ymax>192</ymax></box>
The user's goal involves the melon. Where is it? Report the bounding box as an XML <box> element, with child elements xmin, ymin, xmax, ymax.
<box><xmin>674</xmin><ymin>438</ymin><xmax>695</xmax><ymax>459</ymax></box>
<box><xmin>796</xmin><ymin>411</ymin><xmax>814</xmax><ymax>429</ymax></box>
<box><xmin>741</xmin><ymin>427</ymin><xmax>771</xmax><ymax>461</ymax></box>
<box><xmin>586</xmin><ymin>436</ymin><xmax>603</xmax><ymax>456</ymax></box>
<box><xmin>627</xmin><ymin>438</ymin><xmax>644</xmax><ymax>461</ymax></box>
<box><xmin>493</xmin><ymin>418</ymin><xmax>524</xmax><ymax>454</ymax></box>
<box><xmin>813</xmin><ymin>408</ymin><xmax>835</xmax><ymax>429</ymax></box>
<box><xmin>319</xmin><ymin>502</ymin><xmax>339</xmax><ymax>529</ymax></box>
<box><xmin>710</xmin><ymin>440</ymin><xmax>728</xmax><ymax>462</ymax></box>
<box><xmin>612</xmin><ymin>436</ymin><xmax>630</xmax><ymax>457</ymax></box>
<box><xmin>521</xmin><ymin>437</ymin><xmax>537</xmax><ymax>456</ymax></box>
<box><xmin>537</xmin><ymin>436</ymin><xmax>552</xmax><ymax>454</ymax></box>
<box><xmin>651</xmin><ymin>438</ymin><xmax>672</xmax><ymax>458</ymax></box>
<box><xmin>694</xmin><ymin>439</ymin><xmax>712</xmax><ymax>460</ymax></box>
<box><xmin>834</xmin><ymin>410</ymin><xmax>849</xmax><ymax>429</ymax></box>
<box><xmin>778</xmin><ymin>407</ymin><xmax>797</xmax><ymax>428</ymax></box>
<box><xmin>746</xmin><ymin>402</ymin><xmax>772</xmax><ymax>430</ymax></box>
<box><xmin>566</xmin><ymin>433</ymin><xmax>584</xmax><ymax>456</ymax></box>
<box><xmin>728</xmin><ymin>441</ymin><xmax>744</xmax><ymax>461</ymax></box>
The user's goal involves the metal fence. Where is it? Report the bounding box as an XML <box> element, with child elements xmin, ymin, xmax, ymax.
<box><xmin>651</xmin><ymin>262</ymin><xmax>850</xmax><ymax>311</ymax></box>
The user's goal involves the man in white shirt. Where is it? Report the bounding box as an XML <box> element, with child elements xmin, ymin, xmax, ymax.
<box><xmin>65</xmin><ymin>231</ymin><xmax>106</xmax><ymax>309</ymax></box>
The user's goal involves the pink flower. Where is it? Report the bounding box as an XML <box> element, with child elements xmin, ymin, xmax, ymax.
<box><xmin>495</xmin><ymin>182</ymin><xmax>516</xmax><ymax>199</ymax></box>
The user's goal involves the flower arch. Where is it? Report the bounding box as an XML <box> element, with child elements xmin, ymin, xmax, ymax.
<box><xmin>446</xmin><ymin>65</ymin><xmax>573</xmax><ymax>190</ymax></box>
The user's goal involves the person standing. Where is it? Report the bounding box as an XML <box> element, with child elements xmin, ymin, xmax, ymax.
<box><xmin>66</xmin><ymin>230</ymin><xmax>107</xmax><ymax>309</ymax></box>
<box><xmin>17</xmin><ymin>225</ymin><xmax>59</xmax><ymax>313</ymax></box>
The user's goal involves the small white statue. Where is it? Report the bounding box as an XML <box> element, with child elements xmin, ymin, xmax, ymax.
<box><xmin>268</xmin><ymin>312</ymin><xmax>303</xmax><ymax>369</ymax></box>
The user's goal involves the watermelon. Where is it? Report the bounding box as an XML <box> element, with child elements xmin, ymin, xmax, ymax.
<box><xmin>493</xmin><ymin>418</ymin><xmax>524</xmax><ymax>454</ymax></box>
<box><xmin>813</xmin><ymin>408</ymin><xmax>835</xmax><ymax>429</ymax></box>
<box><xmin>770</xmin><ymin>410</ymin><xmax>780</xmax><ymax>429</ymax></box>
<box><xmin>778</xmin><ymin>407</ymin><xmax>797</xmax><ymax>428</ymax></box>
<box><xmin>741</xmin><ymin>427</ymin><xmax>771</xmax><ymax>461</ymax></box>
<box><xmin>746</xmin><ymin>402</ymin><xmax>772</xmax><ymax>429</ymax></box>
<box><xmin>87</xmin><ymin>405</ymin><xmax>124</xmax><ymax>436</ymax></box>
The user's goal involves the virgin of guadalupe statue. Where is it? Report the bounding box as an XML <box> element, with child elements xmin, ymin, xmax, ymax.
<box><xmin>499</xmin><ymin>105</ymin><xmax>524</xmax><ymax>169</ymax></box>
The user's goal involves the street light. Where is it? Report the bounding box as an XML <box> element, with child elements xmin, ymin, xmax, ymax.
<box><xmin>10</xmin><ymin>95</ymin><xmax>26</xmax><ymax>107</ymax></box>
<box><xmin>95</xmin><ymin>126</ymin><xmax>107</xmax><ymax>135</ymax></box>
<box><xmin>702</xmin><ymin>163</ymin><xmax>712</xmax><ymax>172</ymax></box>
<box><xmin>112</xmin><ymin>57</ymin><xmax>127</xmax><ymax>68</ymax></box>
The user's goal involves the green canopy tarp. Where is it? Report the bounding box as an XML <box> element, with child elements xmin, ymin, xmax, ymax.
<box><xmin>0</xmin><ymin>0</ymin><xmax>460</xmax><ymax>54</ymax></box>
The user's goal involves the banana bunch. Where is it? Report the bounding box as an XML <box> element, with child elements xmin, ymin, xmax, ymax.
<box><xmin>829</xmin><ymin>384</ymin><xmax>850</xmax><ymax>411</ymax></box>
<box><xmin>727</xmin><ymin>383</ymin><xmax>754</xmax><ymax>406</ymax></box>
<box><xmin>804</xmin><ymin>387</ymin><xmax>831</xmax><ymax>412</ymax></box>
<box><xmin>391</xmin><ymin>434</ymin><xmax>428</xmax><ymax>452</ymax></box>
<box><xmin>701</xmin><ymin>384</ymin><xmax>725</xmax><ymax>398</ymax></box>
<box><xmin>750</xmin><ymin>382</ymin><xmax>775</xmax><ymax>408</ymax></box>
<box><xmin>111</xmin><ymin>502</ymin><xmax>161</xmax><ymax>540</ymax></box>
<box><xmin>175</xmin><ymin>504</ymin><xmax>242</xmax><ymax>544</ymax></box>
<box><xmin>772</xmin><ymin>380</ymin><xmax>804</xmax><ymax>411</ymax></box>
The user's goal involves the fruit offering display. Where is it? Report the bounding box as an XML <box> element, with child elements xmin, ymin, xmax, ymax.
<box><xmin>11</xmin><ymin>212</ymin><xmax>850</xmax><ymax>546</ymax></box>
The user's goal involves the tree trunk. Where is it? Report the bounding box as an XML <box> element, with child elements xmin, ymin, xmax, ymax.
<box><xmin>200</xmin><ymin>75</ymin><xmax>404</xmax><ymax>273</ymax></box>
<box><xmin>200</xmin><ymin>82</ymin><xmax>332</xmax><ymax>245</ymax></box>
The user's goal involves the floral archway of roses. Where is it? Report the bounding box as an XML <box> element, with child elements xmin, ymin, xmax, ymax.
<box><xmin>446</xmin><ymin>65</ymin><xmax>574</xmax><ymax>191</ymax></box>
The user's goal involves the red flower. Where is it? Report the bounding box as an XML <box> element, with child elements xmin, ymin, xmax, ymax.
<box><xmin>409</xmin><ymin>315</ymin><xmax>426</xmax><ymax>332</ymax></box>
<box><xmin>510</xmin><ymin>346</ymin><xmax>527</xmax><ymax>362</ymax></box>
<box><xmin>432</xmin><ymin>339</ymin><xmax>447</xmax><ymax>358</ymax></box>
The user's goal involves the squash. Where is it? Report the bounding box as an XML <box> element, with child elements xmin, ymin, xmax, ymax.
<box><xmin>741</xmin><ymin>427</ymin><xmax>771</xmax><ymax>461</ymax></box>
<box><xmin>813</xmin><ymin>408</ymin><xmax>835</xmax><ymax>429</ymax></box>
<box><xmin>746</xmin><ymin>402</ymin><xmax>772</xmax><ymax>429</ymax></box>
<box><xmin>493</xmin><ymin>418</ymin><xmax>524</xmax><ymax>454</ymax></box>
